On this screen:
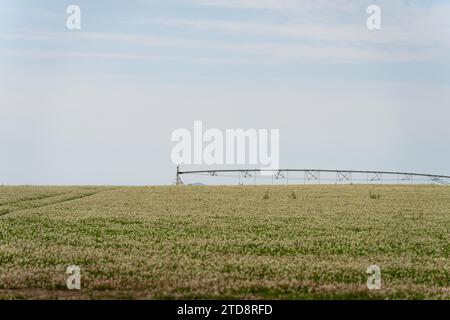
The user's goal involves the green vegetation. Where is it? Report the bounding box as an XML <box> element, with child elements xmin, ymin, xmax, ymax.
<box><xmin>0</xmin><ymin>185</ymin><xmax>449</xmax><ymax>299</ymax></box>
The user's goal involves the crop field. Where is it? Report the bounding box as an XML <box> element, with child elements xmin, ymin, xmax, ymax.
<box><xmin>0</xmin><ymin>185</ymin><xmax>449</xmax><ymax>300</ymax></box>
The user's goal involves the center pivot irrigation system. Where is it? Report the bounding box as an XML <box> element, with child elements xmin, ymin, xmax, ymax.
<box><xmin>175</xmin><ymin>166</ymin><xmax>450</xmax><ymax>186</ymax></box>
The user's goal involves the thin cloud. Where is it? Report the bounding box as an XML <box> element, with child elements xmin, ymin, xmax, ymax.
<box><xmin>189</xmin><ymin>0</ymin><xmax>356</xmax><ymax>12</ymax></box>
<box><xmin>146</xmin><ymin>17</ymin><xmax>450</xmax><ymax>47</ymax></box>
<box><xmin>3</xmin><ymin>0</ymin><xmax>450</xmax><ymax>66</ymax></box>
<box><xmin>1</xmin><ymin>26</ymin><xmax>448</xmax><ymax>64</ymax></box>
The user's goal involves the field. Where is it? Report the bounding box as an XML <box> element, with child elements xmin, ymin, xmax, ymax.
<box><xmin>0</xmin><ymin>185</ymin><xmax>449</xmax><ymax>300</ymax></box>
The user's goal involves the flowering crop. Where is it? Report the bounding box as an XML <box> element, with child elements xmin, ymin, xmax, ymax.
<box><xmin>0</xmin><ymin>185</ymin><xmax>449</xmax><ymax>299</ymax></box>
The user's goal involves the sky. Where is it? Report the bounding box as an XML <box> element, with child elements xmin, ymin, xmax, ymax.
<box><xmin>0</xmin><ymin>0</ymin><xmax>450</xmax><ymax>185</ymax></box>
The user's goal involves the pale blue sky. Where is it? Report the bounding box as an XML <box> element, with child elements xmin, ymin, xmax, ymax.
<box><xmin>1</xmin><ymin>0</ymin><xmax>449</xmax><ymax>185</ymax></box>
